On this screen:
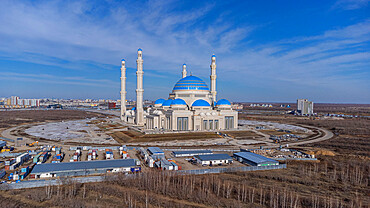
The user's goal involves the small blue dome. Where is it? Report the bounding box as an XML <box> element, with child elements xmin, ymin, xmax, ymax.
<box><xmin>162</xmin><ymin>99</ymin><xmax>173</xmax><ymax>106</ymax></box>
<box><xmin>183</xmin><ymin>63</ymin><xmax>186</xmax><ymax>66</ymax></box>
<box><xmin>132</xmin><ymin>107</ymin><xmax>136</xmax><ymax>111</ymax></box>
<box><xmin>212</xmin><ymin>54</ymin><xmax>216</xmax><ymax>58</ymax></box>
<box><xmin>192</xmin><ymin>99</ymin><xmax>211</xmax><ymax>107</ymax></box>
<box><xmin>216</xmin><ymin>99</ymin><xmax>231</xmax><ymax>106</ymax></box>
<box><xmin>171</xmin><ymin>98</ymin><xmax>187</xmax><ymax>106</ymax></box>
<box><xmin>138</xmin><ymin>48</ymin><xmax>142</xmax><ymax>51</ymax></box>
<box><xmin>121</xmin><ymin>59</ymin><xmax>125</xmax><ymax>62</ymax></box>
<box><xmin>154</xmin><ymin>98</ymin><xmax>166</xmax><ymax>105</ymax></box>
<box><xmin>173</xmin><ymin>75</ymin><xmax>209</xmax><ymax>91</ymax></box>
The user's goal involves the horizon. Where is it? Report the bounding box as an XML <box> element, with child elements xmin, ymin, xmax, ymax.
<box><xmin>3</xmin><ymin>96</ymin><xmax>370</xmax><ymax>105</ymax></box>
<box><xmin>0</xmin><ymin>0</ymin><xmax>369</xmax><ymax>103</ymax></box>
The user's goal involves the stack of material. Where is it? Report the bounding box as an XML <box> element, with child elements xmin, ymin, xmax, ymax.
<box><xmin>19</xmin><ymin>166</ymin><xmax>30</xmax><ymax>179</ymax></box>
<box><xmin>8</xmin><ymin>173</ymin><xmax>14</xmax><ymax>180</ymax></box>
<box><xmin>16</xmin><ymin>153</ymin><xmax>30</xmax><ymax>164</ymax></box>
<box><xmin>168</xmin><ymin>159</ymin><xmax>182</xmax><ymax>170</ymax></box>
<box><xmin>105</xmin><ymin>149</ymin><xmax>114</xmax><ymax>160</ymax></box>
<box><xmin>71</xmin><ymin>150</ymin><xmax>81</xmax><ymax>162</ymax></box>
<box><xmin>87</xmin><ymin>149</ymin><xmax>97</xmax><ymax>161</ymax></box>
<box><xmin>52</xmin><ymin>153</ymin><xmax>64</xmax><ymax>163</ymax></box>
<box><xmin>120</xmin><ymin>150</ymin><xmax>129</xmax><ymax>159</ymax></box>
<box><xmin>33</xmin><ymin>152</ymin><xmax>42</xmax><ymax>163</ymax></box>
<box><xmin>39</xmin><ymin>151</ymin><xmax>50</xmax><ymax>163</ymax></box>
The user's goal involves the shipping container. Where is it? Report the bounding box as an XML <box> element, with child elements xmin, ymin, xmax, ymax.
<box><xmin>21</xmin><ymin>166</ymin><xmax>29</xmax><ymax>173</ymax></box>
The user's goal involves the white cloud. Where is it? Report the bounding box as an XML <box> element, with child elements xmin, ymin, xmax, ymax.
<box><xmin>332</xmin><ymin>0</ymin><xmax>369</xmax><ymax>10</ymax></box>
<box><xmin>0</xmin><ymin>0</ymin><xmax>369</xmax><ymax>102</ymax></box>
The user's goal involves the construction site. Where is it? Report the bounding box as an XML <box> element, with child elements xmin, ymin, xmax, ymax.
<box><xmin>0</xmin><ymin>106</ymin><xmax>369</xmax><ymax>207</ymax></box>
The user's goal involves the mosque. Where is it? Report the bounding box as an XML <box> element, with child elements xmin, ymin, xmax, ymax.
<box><xmin>120</xmin><ymin>49</ymin><xmax>238</xmax><ymax>131</ymax></box>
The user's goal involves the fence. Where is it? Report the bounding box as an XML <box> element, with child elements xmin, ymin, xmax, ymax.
<box><xmin>275</xmin><ymin>158</ymin><xmax>317</xmax><ymax>161</ymax></box>
<box><xmin>1</xmin><ymin>164</ymin><xmax>287</xmax><ymax>190</ymax></box>
<box><xmin>163</xmin><ymin>148</ymin><xmax>240</xmax><ymax>152</ymax></box>
<box><xmin>0</xmin><ymin>176</ymin><xmax>105</xmax><ymax>190</ymax></box>
<box><xmin>178</xmin><ymin>164</ymin><xmax>287</xmax><ymax>175</ymax></box>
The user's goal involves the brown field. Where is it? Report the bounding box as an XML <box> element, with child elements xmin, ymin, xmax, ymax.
<box><xmin>108</xmin><ymin>131</ymin><xmax>220</xmax><ymax>143</ymax></box>
<box><xmin>241</xmin><ymin>103</ymin><xmax>370</xmax><ymax>116</ymax></box>
<box><xmin>0</xmin><ymin>105</ymin><xmax>369</xmax><ymax>207</ymax></box>
<box><xmin>221</xmin><ymin>130</ymin><xmax>260</xmax><ymax>139</ymax></box>
<box><xmin>258</xmin><ymin>129</ymin><xmax>290</xmax><ymax>136</ymax></box>
<box><xmin>0</xmin><ymin>110</ymin><xmax>104</xmax><ymax>129</ymax></box>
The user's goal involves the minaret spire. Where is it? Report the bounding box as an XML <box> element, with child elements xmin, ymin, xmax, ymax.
<box><xmin>120</xmin><ymin>59</ymin><xmax>127</xmax><ymax>121</ymax></box>
<box><xmin>210</xmin><ymin>54</ymin><xmax>217</xmax><ymax>103</ymax></box>
<box><xmin>182</xmin><ymin>64</ymin><xmax>187</xmax><ymax>78</ymax></box>
<box><xmin>136</xmin><ymin>48</ymin><xmax>144</xmax><ymax>126</ymax></box>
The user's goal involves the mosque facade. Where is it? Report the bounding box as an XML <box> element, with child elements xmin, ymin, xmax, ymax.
<box><xmin>120</xmin><ymin>49</ymin><xmax>238</xmax><ymax>131</ymax></box>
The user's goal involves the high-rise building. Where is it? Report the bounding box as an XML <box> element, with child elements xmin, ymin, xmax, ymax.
<box><xmin>297</xmin><ymin>99</ymin><xmax>314</xmax><ymax>115</ymax></box>
<box><xmin>11</xmin><ymin>96</ymin><xmax>19</xmax><ymax>106</ymax></box>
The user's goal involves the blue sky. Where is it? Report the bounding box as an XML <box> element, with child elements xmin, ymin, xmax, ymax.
<box><xmin>0</xmin><ymin>0</ymin><xmax>369</xmax><ymax>103</ymax></box>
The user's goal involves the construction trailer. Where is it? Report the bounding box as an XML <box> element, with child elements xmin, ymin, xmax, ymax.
<box><xmin>154</xmin><ymin>159</ymin><xmax>174</xmax><ymax>170</ymax></box>
<box><xmin>154</xmin><ymin>159</ymin><xmax>180</xmax><ymax>170</ymax></box>
<box><xmin>194</xmin><ymin>154</ymin><xmax>233</xmax><ymax>166</ymax></box>
<box><xmin>172</xmin><ymin>150</ymin><xmax>213</xmax><ymax>157</ymax></box>
<box><xmin>233</xmin><ymin>151</ymin><xmax>279</xmax><ymax>166</ymax></box>
<box><xmin>0</xmin><ymin>169</ymin><xmax>5</xmax><ymax>179</ymax></box>
<box><xmin>29</xmin><ymin>159</ymin><xmax>139</xmax><ymax>179</ymax></box>
<box><xmin>147</xmin><ymin>147</ymin><xmax>165</xmax><ymax>160</ymax></box>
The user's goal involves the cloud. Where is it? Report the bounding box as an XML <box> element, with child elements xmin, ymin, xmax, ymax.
<box><xmin>332</xmin><ymin>0</ymin><xmax>369</xmax><ymax>10</ymax></box>
<box><xmin>0</xmin><ymin>72</ymin><xmax>119</xmax><ymax>88</ymax></box>
<box><xmin>0</xmin><ymin>0</ymin><xmax>369</xmax><ymax>102</ymax></box>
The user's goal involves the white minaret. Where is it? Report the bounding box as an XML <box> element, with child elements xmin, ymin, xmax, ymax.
<box><xmin>182</xmin><ymin>64</ymin><xmax>187</xmax><ymax>78</ymax></box>
<box><xmin>210</xmin><ymin>54</ymin><xmax>217</xmax><ymax>103</ymax></box>
<box><xmin>135</xmin><ymin>48</ymin><xmax>144</xmax><ymax>126</ymax></box>
<box><xmin>120</xmin><ymin>59</ymin><xmax>127</xmax><ymax>121</ymax></box>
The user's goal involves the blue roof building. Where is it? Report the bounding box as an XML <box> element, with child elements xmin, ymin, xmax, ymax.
<box><xmin>30</xmin><ymin>159</ymin><xmax>138</xmax><ymax>178</ymax></box>
<box><xmin>233</xmin><ymin>152</ymin><xmax>279</xmax><ymax>166</ymax></box>
<box><xmin>194</xmin><ymin>154</ymin><xmax>233</xmax><ymax>165</ymax></box>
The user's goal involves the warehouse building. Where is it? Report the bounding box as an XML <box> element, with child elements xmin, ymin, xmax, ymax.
<box><xmin>29</xmin><ymin>159</ymin><xmax>139</xmax><ymax>179</ymax></box>
<box><xmin>194</xmin><ymin>154</ymin><xmax>233</xmax><ymax>166</ymax></box>
<box><xmin>147</xmin><ymin>147</ymin><xmax>165</xmax><ymax>160</ymax></box>
<box><xmin>172</xmin><ymin>150</ymin><xmax>213</xmax><ymax>157</ymax></box>
<box><xmin>233</xmin><ymin>152</ymin><xmax>279</xmax><ymax>166</ymax></box>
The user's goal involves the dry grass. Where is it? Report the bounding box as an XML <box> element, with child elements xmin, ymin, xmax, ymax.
<box><xmin>109</xmin><ymin>131</ymin><xmax>220</xmax><ymax>143</ymax></box>
<box><xmin>0</xmin><ymin>110</ymin><xmax>104</xmax><ymax>129</ymax></box>
<box><xmin>221</xmin><ymin>131</ymin><xmax>260</xmax><ymax>140</ymax></box>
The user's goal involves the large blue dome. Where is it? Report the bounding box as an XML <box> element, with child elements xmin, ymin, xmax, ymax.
<box><xmin>171</xmin><ymin>98</ymin><xmax>187</xmax><ymax>106</ymax></box>
<box><xmin>192</xmin><ymin>99</ymin><xmax>211</xmax><ymax>107</ymax></box>
<box><xmin>173</xmin><ymin>76</ymin><xmax>209</xmax><ymax>91</ymax></box>
<box><xmin>162</xmin><ymin>99</ymin><xmax>173</xmax><ymax>106</ymax></box>
<box><xmin>154</xmin><ymin>98</ymin><xmax>166</xmax><ymax>105</ymax></box>
<box><xmin>216</xmin><ymin>99</ymin><xmax>231</xmax><ymax>106</ymax></box>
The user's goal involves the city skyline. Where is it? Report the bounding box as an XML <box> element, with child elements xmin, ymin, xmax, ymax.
<box><xmin>0</xmin><ymin>0</ymin><xmax>369</xmax><ymax>103</ymax></box>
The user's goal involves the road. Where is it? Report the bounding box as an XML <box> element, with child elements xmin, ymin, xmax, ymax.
<box><xmin>284</xmin><ymin>125</ymin><xmax>334</xmax><ymax>147</ymax></box>
<box><xmin>229</xmin><ymin>125</ymin><xmax>334</xmax><ymax>149</ymax></box>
